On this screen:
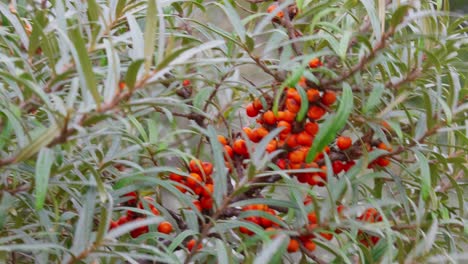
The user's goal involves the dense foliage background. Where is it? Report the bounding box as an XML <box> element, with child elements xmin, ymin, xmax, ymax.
<box><xmin>0</xmin><ymin>0</ymin><xmax>467</xmax><ymax>263</ymax></box>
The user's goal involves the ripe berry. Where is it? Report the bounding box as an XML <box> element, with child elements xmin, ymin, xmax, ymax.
<box><xmin>266</xmin><ymin>140</ymin><xmax>278</xmax><ymax>153</ymax></box>
<box><xmin>169</xmin><ymin>172</ymin><xmax>183</xmax><ymax>182</ymax></box>
<box><xmin>308</xmin><ymin>58</ymin><xmax>323</xmax><ymax>68</ymax></box>
<box><xmin>223</xmin><ymin>145</ymin><xmax>234</xmax><ymax>159</ymax></box>
<box><xmin>286</xmin><ymin>134</ymin><xmax>299</xmax><ymax>148</ymax></box>
<box><xmin>201</xmin><ymin>162</ymin><xmax>213</xmax><ymax>175</ymax></box>
<box><xmin>218</xmin><ymin>135</ymin><xmax>228</xmax><ymax>145</ymax></box>
<box><xmin>256</xmin><ymin>127</ymin><xmax>269</xmax><ymax>139</ymax></box>
<box><xmin>304</xmin><ymin>122</ymin><xmax>319</xmax><ymax>136</ymax></box>
<box><xmin>307</xmin><ymin>212</ymin><xmax>317</xmax><ymax>224</ymax></box>
<box><xmin>233</xmin><ymin>139</ymin><xmax>248</xmax><ymax>156</ymax></box>
<box><xmin>287</xmin><ymin>238</ymin><xmax>300</xmax><ymax>253</ymax></box>
<box><xmin>376</xmin><ymin>157</ymin><xmax>390</xmax><ymax>167</ymax></box>
<box><xmin>187</xmin><ymin>239</ymin><xmax>202</xmax><ymax>251</ymax></box>
<box><xmin>263</xmin><ymin>110</ymin><xmax>277</xmax><ymax>125</ymax></box>
<box><xmin>321</xmin><ymin>91</ymin><xmax>337</xmax><ymax>106</ymax></box>
<box><xmin>286</xmin><ymin>88</ymin><xmax>301</xmax><ymax>102</ymax></box>
<box><xmin>246</xmin><ymin>103</ymin><xmax>259</xmax><ymax>117</ymax></box>
<box><xmin>288</xmin><ymin>149</ymin><xmax>305</xmax><ymax>163</ymax></box>
<box><xmin>189</xmin><ymin>159</ymin><xmax>202</xmax><ymax>174</ymax></box>
<box><xmin>336</xmin><ymin>136</ymin><xmax>352</xmax><ymax>150</ymax></box>
<box><xmin>332</xmin><ymin>160</ymin><xmax>344</xmax><ymax>174</ymax></box>
<box><xmin>307</xmin><ymin>89</ymin><xmax>320</xmax><ymax>102</ymax></box>
<box><xmin>267</xmin><ymin>4</ymin><xmax>284</xmax><ymax>18</ymax></box>
<box><xmin>307</xmin><ymin>105</ymin><xmax>326</xmax><ymax>120</ymax></box>
<box><xmin>182</xmin><ymin>79</ymin><xmax>191</xmax><ymax>86</ymax></box>
<box><xmin>200</xmin><ymin>196</ymin><xmax>213</xmax><ymax>210</ymax></box>
<box><xmin>186</xmin><ymin>173</ymin><xmax>202</xmax><ymax>188</ymax></box>
<box><xmin>285</xmin><ymin>98</ymin><xmax>300</xmax><ymax>113</ymax></box>
<box><xmin>119</xmin><ymin>81</ymin><xmax>126</xmax><ymax>91</ymax></box>
<box><xmin>303</xmin><ymin>240</ymin><xmax>316</xmax><ymax>251</ymax></box>
<box><xmin>158</xmin><ymin>221</ymin><xmax>173</xmax><ymax>234</ymax></box>
<box><xmin>277</xmin><ymin>121</ymin><xmax>292</xmax><ymax>135</ymax></box>
<box><xmin>297</xmin><ymin>131</ymin><xmax>313</xmax><ymax>146</ymax></box>
<box><xmin>239</xmin><ymin>226</ymin><xmax>254</xmax><ymax>236</ymax></box>
<box><xmin>320</xmin><ymin>232</ymin><xmax>333</xmax><ymax>241</ymax></box>
<box><xmin>253</xmin><ymin>98</ymin><xmax>263</xmax><ymax>110</ymax></box>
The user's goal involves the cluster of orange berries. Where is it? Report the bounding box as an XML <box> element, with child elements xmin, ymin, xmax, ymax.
<box><xmin>369</xmin><ymin>142</ymin><xmax>392</xmax><ymax>168</ymax></box>
<box><xmin>110</xmin><ymin>193</ymin><xmax>173</xmax><ymax>238</ymax></box>
<box><xmin>357</xmin><ymin>208</ymin><xmax>383</xmax><ymax>247</ymax></box>
<box><xmin>239</xmin><ymin>58</ymin><xmax>349</xmax><ymax>186</ymax></box>
<box><xmin>169</xmin><ymin>160</ymin><xmax>215</xmax><ymax>211</ymax></box>
<box><xmin>239</xmin><ymin>204</ymin><xmax>280</xmax><ymax>236</ymax></box>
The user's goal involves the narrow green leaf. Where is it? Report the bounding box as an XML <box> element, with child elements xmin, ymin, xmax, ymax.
<box><xmin>15</xmin><ymin>125</ymin><xmax>60</xmax><ymax>163</ymax></box>
<box><xmin>253</xmin><ymin>234</ymin><xmax>288</xmax><ymax>264</ymax></box>
<box><xmin>144</xmin><ymin>0</ymin><xmax>158</xmax><ymax>73</ymax></box>
<box><xmin>306</xmin><ymin>83</ymin><xmax>353</xmax><ymax>162</ymax></box>
<box><xmin>34</xmin><ymin>148</ymin><xmax>54</xmax><ymax>210</ymax></box>
<box><xmin>68</xmin><ymin>25</ymin><xmax>101</xmax><ymax>108</ymax></box>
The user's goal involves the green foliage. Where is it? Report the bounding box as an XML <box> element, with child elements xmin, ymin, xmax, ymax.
<box><xmin>0</xmin><ymin>0</ymin><xmax>467</xmax><ymax>263</ymax></box>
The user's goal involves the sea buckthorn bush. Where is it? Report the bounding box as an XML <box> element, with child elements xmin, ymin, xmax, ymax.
<box><xmin>0</xmin><ymin>0</ymin><xmax>467</xmax><ymax>263</ymax></box>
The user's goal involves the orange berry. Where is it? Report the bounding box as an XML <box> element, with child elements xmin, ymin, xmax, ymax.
<box><xmin>246</xmin><ymin>103</ymin><xmax>259</xmax><ymax>117</ymax></box>
<box><xmin>307</xmin><ymin>89</ymin><xmax>320</xmax><ymax>102</ymax></box>
<box><xmin>277</xmin><ymin>120</ymin><xmax>292</xmax><ymax>135</ymax></box>
<box><xmin>288</xmin><ymin>149</ymin><xmax>305</xmax><ymax>163</ymax></box>
<box><xmin>266</xmin><ymin>140</ymin><xmax>278</xmax><ymax>153</ymax></box>
<box><xmin>169</xmin><ymin>172</ymin><xmax>183</xmax><ymax>182</ymax></box>
<box><xmin>321</xmin><ymin>91</ymin><xmax>336</xmax><ymax>106</ymax></box>
<box><xmin>282</xmin><ymin>110</ymin><xmax>296</xmax><ymax>122</ymax></box>
<box><xmin>308</xmin><ymin>58</ymin><xmax>323</xmax><ymax>68</ymax></box>
<box><xmin>223</xmin><ymin>145</ymin><xmax>234</xmax><ymax>159</ymax></box>
<box><xmin>303</xmin><ymin>240</ymin><xmax>316</xmax><ymax>251</ymax></box>
<box><xmin>201</xmin><ymin>162</ymin><xmax>213</xmax><ymax>175</ymax></box>
<box><xmin>256</xmin><ymin>126</ymin><xmax>269</xmax><ymax>139</ymax></box>
<box><xmin>286</xmin><ymin>134</ymin><xmax>299</xmax><ymax>148</ymax></box>
<box><xmin>182</xmin><ymin>79</ymin><xmax>191</xmax><ymax>86</ymax></box>
<box><xmin>218</xmin><ymin>135</ymin><xmax>228</xmax><ymax>145</ymax></box>
<box><xmin>286</xmin><ymin>88</ymin><xmax>301</xmax><ymax>102</ymax></box>
<box><xmin>304</xmin><ymin>122</ymin><xmax>319</xmax><ymax>136</ymax></box>
<box><xmin>187</xmin><ymin>239</ymin><xmax>202</xmax><ymax>251</ymax></box>
<box><xmin>158</xmin><ymin>221</ymin><xmax>173</xmax><ymax>234</ymax></box>
<box><xmin>189</xmin><ymin>159</ymin><xmax>202</xmax><ymax>174</ymax></box>
<box><xmin>297</xmin><ymin>131</ymin><xmax>313</xmax><ymax>146</ymax></box>
<box><xmin>336</xmin><ymin>136</ymin><xmax>352</xmax><ymax>150</ymax></box>
<box><xmin>320</xmin><ymin>232</ymin><xmax>333</xmax><ymax>241</ymax></box>
<box><xmin>285</xmin><ymin>98</ymin><xmax>300</xmax><ymax>113</ymax></box>
<box><xmin>263</xmin><ymin>110</ymin><xmax>277</xmax><ymax>125</ymax></box>
<box><xmin>175</xmin><ymin>183</ymin><xmax>187</xmax><ymax>193</ymax></box>
<box><xmin>192</xmin><ymin>200</ymin><xmax>202</xmax><ymax>211</ymax></box>
<box><xmin>202</xmin><ymin>183</ymin><xmax>214</xmax><ymax>197</ymax></box>
<box><xmin>243</xmin><ymin>127</ymin><xmax>261</xmax><ymax>143</ymax></box>
<box><xmin>376</xmin><ymin>157</ymin><xmax>390</xmax><ymax>167</ymax></box>
<box><xmin>307</xmin><ymin>212</ymin><xmax>317</xmax><ymax>224</ymax></box>
<box><xmin>307</xmin><ymin>105</ymin><xmax>326</xmax><ymax>120</ymax></box>
<box><xmin>233</xmin><ymin>139</ymin><xmax>248</xmax><ymax>156</ymax></box>
<box><xmin>377</xmin><ymin>142</ymin><xmax>392</xmax><ymax>151</ymax></box>
<box><xmin>253</xmin><ymin>98</ymin><xmax>263</xmax><ymax>110</ymax></box>
<box><xmin>200</xmin><ymin>196</ymin><xmax>213</xmax><ymax>210</ymax></box>
<box><xmin>119</xmin><ymin>81</ymin><xmax>126</xmax><ymax>91</ymax></box>
<box><xmin>267</xmin><ymin>4</ymin><xmax>284</xmax><ymax>18</ymax></box>
<box><xmin>187</xmin><ymin>173</ymin><xmax>202</xmax><ymax>188</ymax></box>
<box><xmin>287</xmin><ymin>238</ymin><xmax>300</xmax><ymax>253</ymax></box>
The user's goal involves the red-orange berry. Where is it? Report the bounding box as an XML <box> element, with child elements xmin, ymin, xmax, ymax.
<box><xmin>187</xmin><ymin>239</ymin><xmax>202</xmax><ymax>251</ymax></box>
<box><xmin>303</xmin><ymin>240</ymin><xmax>317</xmax><ymax>251</ymax></box>
<box><xmin>287</xmin><ymin>238</ymin><xmax>300</xmax><ymax>252</ymax></box>
<box><xmin>288</xmin><ymin>149</ymin><xmax>305</xmax><ymax>163</ymax></box>
<box><xmin>297</xmin><ymin>131</ymin><xmax>313</xmax><ymax>146</ymax></box>
<box><xmin>246</xmin><ymin>103</ymin><xmax>259</xmax><ymax>117</ymax></box>
<box><xmin>233</xmin><ymin>139</ymin><xmax>248</xmax><ymax>156</ymax></box>
<box><xmin>218</xmin><ymin>135</ymin><xmax>228</xmax><ymax>145</ymax></box>
<box><xmin>263</xmin><ymin>110</ymin><xmax>277</xmax><ymax>125</ymax></box>
<box><xmin>308</xmin><ymin>58</ymin><xmax>323</xmax><ymax>68</ymax></box>
<box><xmin>321</xmin><ymin>91</ymin><xmax>336</xmax><ymax>106</ymax></box>
<box><xmin>307</xmin><ymin>89</ymin><xmax>320</xmax><ymax>102</ymax></box>
<box><xmin>285</xmin><ymin>98</ymin><xmax>300</xmax><ymax>113</ymax></box>
<box><xmin>267</xmin><ymin>4</ymin><xmax>284</xmax><ymax>18</ymax></box>
<box><xmin>200</xmin><ymin>196</ymin><xmax>213</xmax><ymax>210</ymax></box>
<box><xmin>304</xmin><ymin>122</ymin><xmax>319</xmax><ymax>136</ymax></box>
<box><xmin>158</xmin><ymin>221</ymin><xmax>173</xmax><ymax>234</ymax></box>
<box><xmin>307</xmin><ymin>105</ymin><xmax>326</xmax><ymax>120</ymax></box>
<box><xmin>336</xmin><ymin>136</ymin><xmax>352</xmax><ymax>150</ymax></box>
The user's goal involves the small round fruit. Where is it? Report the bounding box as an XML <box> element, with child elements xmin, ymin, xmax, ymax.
<box><xmin>267</xmin><ymin>4</ymin><xmax>284</xmax><ymax>18</ymax></box>
<box><xmin>303</xmin><ymin>240</ymin><xmax>317</xmax><ymax>251</ymax></box>
<box><xmin>336</xmin><ymin>136</ymin><xmax>352</xmax><ymax>150</ymax></box>
<box><xmin>246</xmin><ymin>103</ymin><xmax>259</xmax><ymax>117</ymax></box>
<box><xmin>307</xmin><ymin>89</ymin><xmax>320</xmax><ymax>102</ymax></box>
<box><xmin>200</xmin><ymin>196</ymin><xmax>213</xmax><ymax>210</ymax></box>
<box><xmin>307</xmin><ymin>105</ymin><xmax>326</xmax><ymax>120</ymax></box>
<box><xmin>223</xmin><ymin>145</ymin><xmax>234</xmax><ymax>159</ymax></box>
<box><xmin>186</xmin><ymin>173</ymin><xmax>202</xmax><ymax>188</ymax></box>
<box><xmin>287</xmin><ymin>238</ymin><xmax>300</xmax><ymax>253</ymax></box>
<box><xmin>304</xmin><ymin>122</ymin><xmax>319</xmax><ymax>136</ymax></box>
<box><xmin>187</xmin><ymin>239</ymin><xmax>202</xmax><ymax>251</ymax></box>
<box><xmin>297</xmin><ymin>131</ymin><xmax>313</xmax><ymax>146</ymax></box>
<box><xmin>218</xmin><ymin>135</ymin><xmax>228</xmax><ymax>145</ymax></box>
<box><xmin>232</xmin><ymin>139</ymin><xmax>248</xmax><ymax>156</ymax></box>
<box><xmin>321</xmin><ymin>90</ymin><xmax>337</xmax><ymax>106</ymax></box>
<box><xmin>288</xmin><ymin>149</ymin><xmax>305</xmax><ymax>163</ymax></box>
<box><xmin>263</xmin><ymin>110</ymin><xmax>277</xmax><ymax>125</ymax></box>
<box><xmin>308</xmin><ymin>58</ymin><xmax>323</xmax><ymax>68</ymax></box>
<box><xmin>285</xmin><ymin>98</ymin><xmax>300</xmax><ymax>113</ymax></box>
<box><xmin>158</xmin><ymin>221</ymin><xmax>173</xmax><ymax>234</ymax></box>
